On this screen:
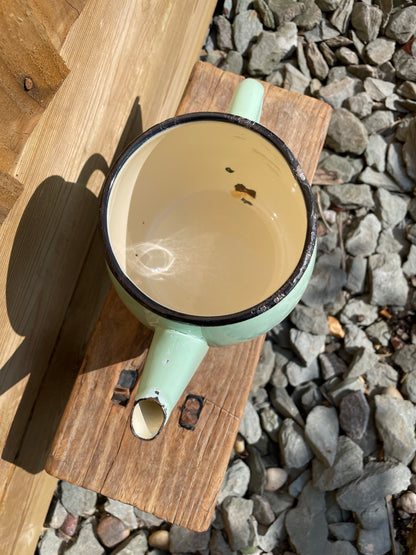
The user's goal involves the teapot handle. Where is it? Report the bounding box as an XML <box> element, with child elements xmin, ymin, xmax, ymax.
<box><xmin>228</xmin><ymin>78</ymin><xmax>264</xmax><ymax>123</ymax></box>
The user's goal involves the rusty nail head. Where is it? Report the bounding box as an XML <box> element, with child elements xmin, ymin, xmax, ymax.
<box><xmin>24</xmin><ymin>77</ymin><xmax>33</xmax><ymax>91</ymax></box>
<box><xmin>179</xmin><ymin>394</ymin><xmax>204</xmax><ymax>430</ymax></box>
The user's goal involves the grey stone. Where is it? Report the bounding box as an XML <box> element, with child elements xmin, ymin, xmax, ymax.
<box><xmin>366</xmin><ymin>320</ymin><xmax>391</xmax><ymax>347</ymax></box>
<box><xmin>365</xmin><ymin>37</ymin><xmax>396</xmax><ymax>65</ymax></box>
<box><xmin>285</xmin><ymin>482</ymin><xmax>329</xmax><ymax>555</ymax></box>
<box><xmin>385</xmin><ymin>5</ymin><xmax>416</xmax><ymax>44</ymax></box>
<box><xmin>60</xmin><ymin>482</ymin><xmax>97</xmax><ymax>517</ymax></box>
<box><xmin>289</xmin><ymin>329</ymin><xmax>326</xmax><ymax>367</ymax></box>
<box><xmin>330</xmin><ymin>0</ymin><xmax>354</xmax><ymax>33</ymax></box>
<box><xmin>408</xmin><ymin>224</ymin><xmax>416</xmax><ymax>245</ymax></box>
<box><xmin>278</xmin><ymin>419</ymin><xmax>314</xmax><ymax>468</ymax></box>
<box><xmin>345</xmin><ymin>213</ymin><xmax>381</xmax><ymax>257</ymax></box>
<box><xmin>305</xmin><ymin>405</ymin><xmax>339</xmax><ymax>466</ymax></box>
<box><xmin>393</xmin><ymin>49</ymin><xmax>416</xmax><ymax>82</ymax></box>
<box><xmin>113</xmin><ymin>531</ymin><xmax>148</xmax><ymax>555</ymax></box>
<box><xmin>220</xmin><ymin>50</ymin><xmax>244</xmax><ymax>74</ymax></box>
<box><xmin>364</xmin><ymin>77</ymin><xmax>395</xmax><ymax>101</ymax></box>
<box><xmin>336</xmin><ymin>460</ymin><xmax>411</xmax><ymax>513</ymax></box>
<box><xmin>104</xmin><ymin>499</ymin><xmax>138</xmax><ymax>530</ymax></box>
<box><xmin>66</xmin><ymin>522</ymin><xmax>105</xmax><ymax>555</ymax></box>
<box><xmin>346</xmin><ymin>347</ymin><xmax>378</xmax><ymax>378</ymax></box>
<box><xmin>239</xmin><ymin>400</ymin><xmax>262</xmax><ymax>444</ymax></box>
<box><xmin>351</xmin><ymin>3</ymin><xmax>383</xmax><ymax>43</ymax></box>
<box><xmin>325</xmin><ymin>376</ymin><xmax>366</xmax><ymax>405</ymax></box>
<box><xmin>297</xmin><ymin>381</ymin><xmax>324</xmax><ymax>412</ymax></box>
<box><xmin>287</xmin><ymin>468</ymin><xmax>311</xmax><ymax>498</ymax></box>
<box><xmin>339</xmin><ymin>390</ymin><xmax>370</xmax><ymax>441</ymax></box>
<box><xmin>257</xmin><ymin>512</ymin><xmax>287</xmax><ymax>551</ymax></box>
<box><xmin>206</xmin><ymin>49</ymin><xmax>226</xmax><ymax>66</ymax></box>
<box><xmin>268</xmin><ymin>0</ymin><xmax>306</xmax><ymax>25</ymax></box>
<box><xmin>214</xmin><ymin>15</ymin><xmax>234</xmax><ymax>51</ymax></box>
<box><xmin>404</xmin><ymin>244</ymin><xmax>416</xmax><ymax>277</ymax></box>
<box><xmin>344</xmin><ymin>92</ymin><xmax>373</xmax><ymax>118</ymax></box>
<box><xmin>326</xmin><ymin>540</ymin><xmax>359</xmax><ymax>555</ymax></box>
<box><xmin>302</xmin><ymin>250</ymin><xmax>347</xmax><ymax>307</ymax></box>
<box><xmin>222</xmin><ymin>497</ymin><xmax>256</xmax><ymax>552</ymax></box>
<box><xmin>348</xmin><ymin>64</ymin><xmax>378</xmax><ymax>80</ymax></box>
<box><xmin>410</xmin><ymin>198</ymin><xmax>416</xmax><ymax>221</ymax></box>
<box><xmin>270</xmin><ymin>386</ymin><xmax>305</xmax><ymax>427</ymax></box>
<box><xmin>304</xmin><ymin>19</ymin><xmax>340</xmax><ymax>42</ymax></box>
<box><xmin>403</xmin><ymin>118</ymin><xmax>416</xmax><ymax>180</ymax></box>
<box><xmin>313</xmin><ymin>436</ymin><xmax>363</xmax><ymax>491</ymax></box>
<box><xmin>392</xmin><ymin>345</ymin><xmax>416</xmax><ymax>373</ymax></box>
<box><xmin>297</xmin><ymin>37</ymin><xmax>311</xmax><ymax>78</ymax></box>
<box><xmin>319</xmin><ymin>77</ymin><xmax>359</xmax><ymax>109</ymax></box>
<box><xmin>341</xmin><ymin>299</ymin><xmax>378</xmax><ymax>327</ymax></box>
<box><xmin>234</xmin><ymin>0</ymin><xmax>252</xmax><ymax>14</ymax></box>
<box><xmin>290</xmin><ymin>304</ymin><xmax>329</xmax><ymax>335</ymax></box>
<box><xmin>375</xmin><ymin>395</ymin><xmax>416</xmax><ymax>464</ymax></box>
<box><xmin>375</xmin><ymin>188</ymin><xmax>409</xmax><ymax>229</ymax></box>
<box><xmin>218</xmin><ymin>459</ymin><xmax>250</xmax><ymax>504</ymax></box>
<box><xmin>402</xmin><ymin>371</ymin><xmax>416</xmax><ymax>403</ymax></box>
<box><xmin>252</xmin><ymin>340</ymin><xmax>276</xmax><ymax>391</ymax></box>
<box><xmin>170</xmin><ymin>525</ymin><xmax>211</xmax><ymax>553</ymax></box>
<box><xmin>232</xmin><ymin>10</ymin><xmax>263</xmax><ymax>54</ymax></box>
<box><xmin>306</xmin><ymin>42</ymin><xmax>329</xmax><ymax>80</ymax></box>
<box><xmin>367</xmin><ymin>362</ymin><xmax>398</xmax><ymax>394</ymax></box>
<box><xmin>319</xmin><ymin>352</ymin><xmax>347</xmax><ymax>379</ymax></box>
<box><xmin>251</xmin><ymin>494</ymin><xmax>275</xmax><ymax>525</ymax></box>
<box><xmin>377</xmin><ymin>227</ymin><xmax>409</xmax><ymax>256</ymax></box>
<box><xmin>365</xmin><ymin>134</ymin><xmax>387</xmax><ymax>172</ymax></box>
<box><xmin>248</xmin><ymin>32</ymin><xmax>282</xmax><ymax>76</ymax></box>
<box><xmin>293</xmin><ymin>0</ymin><xmax>322</xmax><ymax>30</ymax></box>
<box><xmin>357</xmin><ymin>519</ymin><xmax>391</xmax><ymax>555</ymax></box>
<box><xmin>345</xmin><ymin>256</ymin><xmax>367</xmax><ymax>294</ymax></box>
<box><xmin>326</xmin><ymin>108</ymin><xmax>368</xmax><ymax>155</ymax></box>
<box><xmin>328</xmin><ymin>522</ymin><xmax>356</xmax><ymax>542</ymax></box>
<box><xmin>284</xmin><ymin>64</ymin><xmax>310</xmax><ymax>94</ymax></box>
<box><xmin>265</xmin><ymin>67</ymin><xmax>284</xmax><ymax>87</ymax></box>
<box><xmin>359</xmin><ymin>167</ymin><xmax>401</xmax><ymax>191</ymax></box>
<box><xmin>133</xmin><ymin>509</ymin><xmax>163</xmax><ymax>528</ymax></box>
<box><xmin>356</xmin><ymin>500</ymin><xmax>388</xmax><ymax>530</ymax></box>
<box><xmin>38</xmin><ymin>529</ymin><xmax>63</xmax><ymax>555</ymax></box>
<box><xmin>259</xmin><ymin>407</ymin><xmax>280</xmax><ymax>443</ymax></box>
<box><xmin>316</xmin><ymin>0</ymin><xmax>341</xmax><ymax>11</ymax></box>
<box><xmin>368</xmin><ymin>253</ymin><xmax>409</xmax><ymax>306</ymax></box>
<box><xmin>263</xmin><ymin>490</ymin><xmax>295</xmax><ymax>515</ymax></box>
<box><xmin>397</xmin><ymin>81</ymin><xmax>416</xmax><ymax>101</ymax></box>
<box><xmin>327</xmin><ymin>65</ymin><xmax>348</xmax><ymax>83</ymax></box>
<box><xmin>254</xmin><ymin>0</ymin><xmax>276</xmax><ymax>29</ymax></box>
<box><xmin>209</xmin><ymin>529</ymin><xmax>236</xmax><ymax>555</ymax></box>
<box><xmin>319</xmin><ymin>154</ymin><xmax>360</xmax><ymax>183</ymax></box>
<box><xmin>286</xmin><ymin>359</ymin><xmax>320</xmax><ymax>387</ymax></box>
<box><xmin>46</xmin><ymin>499</ymin><xmax>67</xmax><ymax>529</ymax></box>
<box><xmin>275</xmin><ymin>21</ymin><xmax>298</xmax><ymax>59</ymax></box>
<box><xmin>320</xmin><ymin>42</ymin><xmax>337</xmax><ymax>66</ymax></box>
<box><xmin>336</xmin><ymin>46</ymin><xmax>358</xmax><ymax>65</ymax></box>
<box><xmin>362</xmin><ymin>110</ymin><xmax>395</xmax><ymax>135</ymax></box>
<box><xmin>343</xmin><ymin>322</ymin><xmax>375</xmax><ymax>354</ymax></box>
<box><xmin>246</xmin><ymin>445</ymin><xmax>267</xmax><ymax>495</ymax></box>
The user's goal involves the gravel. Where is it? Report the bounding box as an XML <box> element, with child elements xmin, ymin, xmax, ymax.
<box><xmin>37</xmin><ymin>0</ymin><xmax>416</xmax><ymax>553</ymax></box>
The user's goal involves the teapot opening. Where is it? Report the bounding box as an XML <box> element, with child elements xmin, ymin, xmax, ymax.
<box><xmin>131</xmin><ymin>399</ymin><xmax>166</xmax><ymax>440</ymax></box>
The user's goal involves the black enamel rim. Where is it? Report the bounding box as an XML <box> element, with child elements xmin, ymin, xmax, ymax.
<box><xmin>99</xmin><ymin>112</ymin><xmax>317</xmax><ymax>327</ymax></box>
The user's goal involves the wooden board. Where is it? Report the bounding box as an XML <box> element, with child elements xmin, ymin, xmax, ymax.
<box><xmin>46</xmin><ymin>62</ymin><xmax>332</xmax><ymax>532</ymax></box>
<box><xmin>0</xmin><ymin>2</ymin><xmax>217</xmax><ymax>554</ymax></box>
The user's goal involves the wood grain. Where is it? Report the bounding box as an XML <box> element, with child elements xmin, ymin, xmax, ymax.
<box><xmin>0</xmin><ymin>0</ymin><xmax>70</xmax><ymax>172</ymax></box>
<box><xmin>46</xmin><ymin>62</ymin><xmax>332</xmax><ymax>532</ymax></box>
<box><xmin>0</xmin><ymin>171</ymin><xmax>24</xmax><ymax>225</ymax></box>
<box><xmin>0</xmin><ymin>2</ymin><xmax>217</xmax><ymax>553</ymax></box>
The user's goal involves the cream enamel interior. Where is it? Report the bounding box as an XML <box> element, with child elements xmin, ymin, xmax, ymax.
<box><xmin>107</xmin><ymin>120</ymin><xmax>307</xmax><ymax>317</ymax></box>
<box><xmin>131</xmin><ymin>400</ymin><xmax>165</xmax><ymax>440</ymax></box>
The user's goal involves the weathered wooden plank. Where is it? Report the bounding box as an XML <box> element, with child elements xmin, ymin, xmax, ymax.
<box><xmin>0</xmin><ymin>170</ymin><xmax>24</xmax><ymax>225</ymax></box>
<box><xmin>46</xmin><ymin>61</ymin><xmax>332</xmax><ymax>532</ymax></box>
<box><xmin>0</xmin><ymin>0</ymin><xmax>70</xmax><ymax>172</ymax></box>
<box><xmin>28</xmin><ymin>0</ymin><xmax>87</xmax><ymax>50</ymax></box>
<box><xmin>0</xmin><ymin>2</ymin><xmax>217</xmax><ymax>553</ymax></box>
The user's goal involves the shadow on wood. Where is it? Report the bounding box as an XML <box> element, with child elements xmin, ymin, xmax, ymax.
<box><xmin>1</xmin><ymin>98</ymin><xmax>144</xmax><ymax>474</ymax></box>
